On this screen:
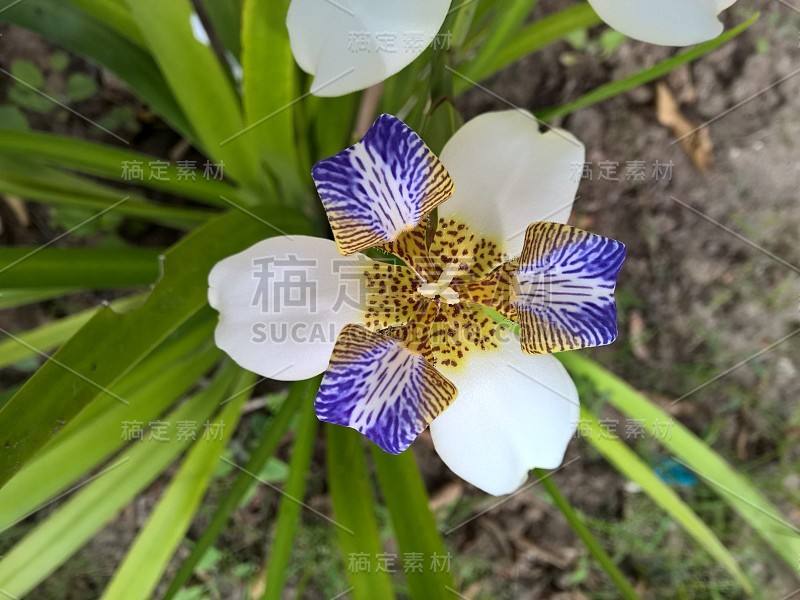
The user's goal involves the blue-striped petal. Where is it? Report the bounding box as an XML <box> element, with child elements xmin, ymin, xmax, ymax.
<box><xmin>315</xmin><ymin>324</ymin><xmax>457</xmax><ymax>454</ymax></box>
<box><xmin>312</xmin><ymin>114</ymin><xmax>454</xmax><ymax>255</ymax></box>
<box><xmin>514</xmin><ymin>222</ymin><xmax>626</xmax><ymax>355</ymax></box>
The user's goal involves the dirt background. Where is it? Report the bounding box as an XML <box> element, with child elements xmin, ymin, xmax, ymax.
<box><xmin>1</xmin><ymin>0</ymin><xmax>799</xmax><ymax>598</ymax></box>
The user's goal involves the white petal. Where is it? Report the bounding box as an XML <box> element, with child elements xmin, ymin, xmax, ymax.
<box><xmin>208</xmin><ymin>235</ymin><xmax>368</xmax><ymax>381</ymax></box>
<box><xmin>438</xmin><ymin>110</ymin><xmax>584</xmax><ymax>262</ymax></box>
<box><xmin>286</xmin><ymin>0</ymin><xmax>451</xmax><ymax>97</ymax></box>
<box><xmin>430</xmin><ymin>338</ymin><xmax>579</xmax><ymax>496</ymax></box>
<box><xmin>588</xmin><ymin>0</ymin><xmax>733</xmax><ymax>46</ymax></box>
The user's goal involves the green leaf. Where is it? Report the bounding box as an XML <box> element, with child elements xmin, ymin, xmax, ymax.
<box><xmin>0</xmin><ymin>248</ymin><xmax>161</xmax><ymax>289</ymax></box>
<box><xmin>0</xmin><ymin>159</ymin><xmax>216</xmax><ymax>229</ymax></box>
<box><xmin>0</xmin><ymin>207</ymin><xmax>308</xmax><ymax>489</ymax></box>
<box><xmin>48</xmin><ymin>51</ymin><xmax>70</xmax><ymax>72</ymax></box>
<box><xmin>123</xmin><ymin>0</ymin><xmax>265</xmax><ymax>191</ymax></box>
<box><xmin>0</xmin><ymin>361</ymin><xmax>240</xmax><ymax>597</ymax></box>
<box><xmin>262</xmin><ymin>388</ymin><xmax>320</xmax><ymax>600</ymax></box>
<box><xmin>68</xmin><ymin>0</ymin><xmax>146</xmax><ymax>46</ymax></box>
<box><xmin>455</xmin><ymin>3</ymin><xmax>602</xmax><ymax>93</ymax></box>
<box><xmin>2</xmin><ymin>0</ymin><xmax>192</xmax><ymax>137</ymax></box>
<box><xmin>0</xmin><ymin>288</ymin><xmax>82</xmax><ymax>309</ymax></box>
<box><xmin>450</xmin><ymin>0</ymin><xmax>480</xmax><ymax>49</ymax></box>
<box><xmin>66</xmin><ymin>72</ymin><xmax>99</xmax><ymax>102</ymax></box>
<box><xmin>577</xmin><ymin>407</ymin><xmax>753</xmax><ymax>593</ymax></box>
<box><xmin>0</xmin><ymin>105</ymin><xmax>29</xmax><ymax>131</ymax></box>
<box><xmin>0</xmin><ymin>387</ymin><xmax>19</xmax><ymax>411</ymax></box>
<box><xmin>311</xmin><ymin>95</ymin><xmax>359</xmax><ymax>162</ymax></box>
<box><xmin>241</xmin><ymin>0</ymin><xmax>302</xmax><ymax>194</ymax></box>
<box><xmin>371</xmin><ymin>448</ymin><xmax>456</xmax><ymax>599</ymax></box>
<box><xmin>0</xmin><ymin>130</ymin><xmax>245</xmax><ymax>208</ymax></box>
<box><xmin>0</xmin><ymin>315</ymin><xmax>218</xmax><ymax>531</ymax></box>
<box><xmin>458</xmin><ymin>0</ymin><xmax>539</xmax><ymax>86</ymax></box>
<box><xmin>100</xmin><ymin>370</ymin><xmax>253</xmax><ymax>600</ymax></box>
<box><xmin>536</xmin><ymin>468</ymin><xmax>640</xmax><ymax>600</ymax></box>
<box><xmin>10</xmin><ymin>59</ymin><xmax>44</xmax><ymax>88</ymax></box>
<box><xmin>327</xmin><ymin>426</ymin><xmax>396</xmax><ymax>600</ymax></box>
<box><xmin>560</xmin><ymin>352</ymin><xmax>800</xmax><ymax>574</ymax></box>
<box><xmin>8</xmin><ymin>83</ymin><xmax>54</xmax><ymax>114</ymax></box>
<box><xmin>0</xmin><ymin>294</ymin><xmax>143</xmax><ymax>370</ymax></box>
<box><xmin>161</xmin><ymin>378</ymin><xmax>311</xmax><ymax>600</ymax></box>
<box><xmin>201</xmin><ymin>0</ymin><xmax>243</xmax><ymax>59</ymax></box>
<box><xmin>537</xmin><ymin>13</ymin><xmax>759</xmax><ymax>121</ymax></box>
<box><xmin>96</xmin><ymin>105</ymin><xmax>140</xmax><ymax>135</ymax></box>
<box><xmin>49</xmin><ymin>204</ymin><xmax>122</xmax><ymax>237</ymax></box>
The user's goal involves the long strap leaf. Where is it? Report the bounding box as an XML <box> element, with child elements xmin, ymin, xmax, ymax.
<box><xmin>0</xmin><ymin>208</ymin><xmax>307</xmax><ymax>489</ymax></box>
<box><xmin>162</xmin><ymin>378</ymin><xmax>314</xmax><ymax>600</ymax></box>
<box><xmin>328</xmin><ymin>426</ymin><xmax>396</xmax><ymax>600</ymax></box>
<box><xmin>562</xmin><ymin>353</ymin><xmax>800</xmax><ymax>574</ymax></box>
<box><xmin>371</xmin><ymin>448</ymin><xmax>457</xmax><ymax>599</ymax></box>
<box><xmin>100</xmin><ymin>370</ymin><xmax>255</xmax><ymax>600</ymax></box>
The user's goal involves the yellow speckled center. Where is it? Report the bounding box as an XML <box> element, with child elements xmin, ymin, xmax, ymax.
<box><xmin>362</xmin><ymin>217</ymin><xmax>518</xmax><ymax>370</ymax></box>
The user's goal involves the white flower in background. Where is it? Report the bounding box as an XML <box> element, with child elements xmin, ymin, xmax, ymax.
<box><xmin>286</xmin><ymin>0</ymin><xmax>451</xmax><ymax>96</ymax></box>
<box><xmin>189</xmin><ymin>12</ymin><xmax>211</xmax><ymax>46</ymax></box>
<box><xmin>587</xmin><ymin>0</ymin><xmax>738</xmax><ymax>46</ymax></box>
<box><xmin>208</xmin><ymin>111</ymin><xmax>626</xmax><ymax>495</ymax></box>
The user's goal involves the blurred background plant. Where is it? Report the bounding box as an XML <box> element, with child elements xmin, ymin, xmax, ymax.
<box><xmin>0</xmin><ymin>1</ymin><xmax>798</xmax><ymax>598</ymax></box>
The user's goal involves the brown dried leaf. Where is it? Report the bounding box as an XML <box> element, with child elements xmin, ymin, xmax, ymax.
<box><xmin>3</xmin><ymin>195</ymin><xmax>30</xmax><ymax>228</ymax></box>
<box><xmin>428</xmin><ymin>480</ymin><xmax>464</xmax><ymax>511</ymax></box>
<box><xmin>655</xmin><ymin>82</ymin><xmax>713</xmax><ymax>171</ymax></box>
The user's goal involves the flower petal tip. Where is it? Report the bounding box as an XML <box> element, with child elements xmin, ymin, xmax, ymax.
<box><xmin>588</xmin><ymin>0</ymin><xmax>734</xmax><ymax>46</ymax></box>
<box><xmin>315</xmin><ymin>324</ymin><xmax>457</xmax><ymax>455</ymax></box>
<box><xmin>514</xmin><ymin>222</ymin><xmax>626</xmax><ymax>355</ymax></box>
<box><xmin>287</xmin><ymin>0</ymin><xmax>451</xmax><ymax>96</ymax></box>
<box><xmin>312</xmin><ymin>114</ymin><xmax>453</xmax><ymax>255</ymax></box>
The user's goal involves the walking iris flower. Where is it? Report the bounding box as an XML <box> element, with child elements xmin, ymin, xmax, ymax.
<box><xmin>286</xmin><ymin>0</ymin><xmax>740</xmax><ymax>97</ymax></box>
<box><xmin>209</xmin><ymin>111</ymin><xmax>626</xmax><ymax>495</ymax></box>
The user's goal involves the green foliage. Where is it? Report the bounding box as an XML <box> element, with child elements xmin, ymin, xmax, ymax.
<box><xmin>536</xmin><ymin>469</ymin><xmax>641</xmax><ymax>599</ymax></box>
<box><xmin>0</xmin><ymin>1</ymin><xmax>780</xmax><ymax>598</ymax></box>
<box><xmin>262</xmin><ymin>391</ymin><xmax>320</xmax><ymax>600</ymax></box>
<box><xmin>328</xmin><ymin>426</ymin><xmax>396</xmax><ymax>600</ymax></box>
<box><xmin>577</xmin><ymin>408</ymin><xmax>752</xmax><ymax>593</ymax></box>
<box><xmin>538</xmin><ymin>13</ymin><xmax>759</xmax><ymax>120</ymax></box>
<box><xmin>11</xmin><ymin>59</ymin><xmax>44</xmax><ymax>88</ymax></box>
<box><xmin>372</xmin><ymin>448</ymin><xmax>457</xmax><ymax>598</ymax></box>
<box><xmin>66</xmin><ymin>73</ymin><xmax>98</xmax><ymax>102</ymax></box>
<box><xmin>561</xmin><ymin>354</ymin><xmax>800</xmax><ymax>575</ymax></box>
<box><xmin>0</xmin><ymin>105</ymin><xmax>29</xmax><ymax>131</ymax></box>
<box><xmin>7</xmin><ymin>60</ymin><xmax>52</xmax><ymax>113</ymax></box>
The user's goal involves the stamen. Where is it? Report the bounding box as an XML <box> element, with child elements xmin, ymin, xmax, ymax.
<box><xmin>417</xmin><ymin>263</ymin><xmax>461</xmax><ymax>302</ymax></box>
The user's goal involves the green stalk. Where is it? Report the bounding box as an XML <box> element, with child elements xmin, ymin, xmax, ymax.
<box><xmin>162</xmin><ymin>377</ymin><xmax>315</xmax><ymax>600</ymax></box>
<box><xmin>536</xmin><ymin>469</ymin><xmax>640</xmax><ymax>599</ymax></box>
<box><xmin>262</xmin><ymin>381</ymin><xmax>321</xmax><ymax>600</ymax></box>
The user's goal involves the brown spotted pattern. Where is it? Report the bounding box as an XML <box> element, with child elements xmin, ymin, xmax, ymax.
<box><xmin>379</xmin><ymin>217</ymin><xmax>436</xmax><ymax>281</ymax></box>
<box><xmin>429</xmin><ymin>217</ymin><xmax>509</xmax><ymax>282</ymax></box>
<box><xmin>362</xmin><ymin>261</ymin><xmax>421</xmax><ymax>330</ymax></box>
<box><xmin>360</xmin><ymin>217</ymin><xmax>519</xmax><ymax>370</ymax></box>
<box><xmin>461</xmin><ymin>261</ymin><xmax>519</xmax><ymax>322</ymax></box>
<box><xmin>384</xmin><ymin>302</ymin><xmax>501</xmax><ymax>369</ymax></box>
